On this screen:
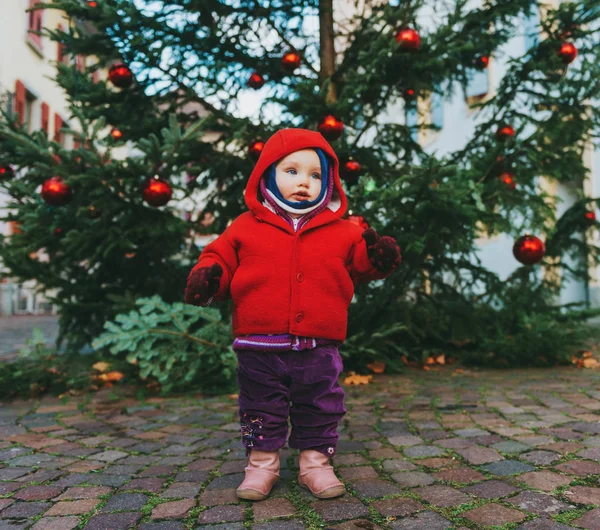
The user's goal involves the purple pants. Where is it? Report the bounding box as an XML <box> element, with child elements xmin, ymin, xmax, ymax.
<box><xmin>235</xmin><ymin>343</ymin><xmax>347</xmax><ymax>459</ymax></box>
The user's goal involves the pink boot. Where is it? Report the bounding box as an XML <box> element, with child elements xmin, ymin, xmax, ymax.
<box><xmin>236</xmin><ymin>449</ymin><xmax>280</xmax><ymax>501</ymax></box>
<box><xmin>298</xmin><ymin>449</ymin><xmax>346</xmax><ymax>499</ymax></box>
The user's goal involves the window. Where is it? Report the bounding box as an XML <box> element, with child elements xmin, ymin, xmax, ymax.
<box><xmin>56</xmin><ymin>24</ymin><xmax>68</xmax><ymax>64</ymax></box>
<box><xmin>466</xmin><ymin>69</ymin><xmax>489</xmax><ymax>100</ymax></box>
<box><xmin>14</xmin><ymin>80</ymin><xmax>26</xmax><ymax>125</ymax></box>
<box><xmin>27</xmin><ymin>0</ymin><xmax>44</xmax><ymax>53</ymax></box>
<box><xmin>430</xmin><ymin>93</ymin><xmax>444</xmax><ymax>129</ymax></box>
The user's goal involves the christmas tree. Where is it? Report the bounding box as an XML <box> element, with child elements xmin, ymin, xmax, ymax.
<box><xmin>1</xmin><ymin>0</ymin><xmax>600</xmax><ymax>368</ymax></box>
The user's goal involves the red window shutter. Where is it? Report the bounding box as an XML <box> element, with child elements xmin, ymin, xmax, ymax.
<box><xmin>14</xmin><ymin>80</ymin><xmax>26</xmax><ymax>125</ymax></box>
<box><xmin>56</xmin><ymin>24</ymin><xmax>66</xmax><ymax>63</ymax></box>
<box><xmin>27</xmin><ymin>0</ymin><xmax>43</xmax><ymax>49</ymax></box>
<box><xmin>54</xmin><ymin>113</ymin><xmax>64</xmax><ymax>143</ymax></box>
<box><xmin>41</xmin><ymin>102</ymin><xmax>49</xmax><ymax>133</ymax></box>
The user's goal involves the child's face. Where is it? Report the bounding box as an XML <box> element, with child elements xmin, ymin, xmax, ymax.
<box><xmin>274</xmin><ymin>149</ymin><xmax>323</xmax><ymax>203</ymax></box>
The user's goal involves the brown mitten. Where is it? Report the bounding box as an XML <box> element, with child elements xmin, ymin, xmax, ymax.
<box><xmin>184</xmin><ymin>263</ymin><xmax>223</xmax><ymax>305</ymax></box>
<box><xmin>362</xmin><ymin>228</ymin><xmax>402</xmax><ymax>272</ymax></box>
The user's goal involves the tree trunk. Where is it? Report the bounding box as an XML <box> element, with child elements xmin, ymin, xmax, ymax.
<box><xmin>319</xmin><ymin>0</ymin><xmax>337</xmax><ymax>104</ymax></box>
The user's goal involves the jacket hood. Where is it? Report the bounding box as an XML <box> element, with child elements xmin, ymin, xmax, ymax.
<box><xmin>244</xmin><ymin>128</ymin><xmax>347</xmax><ymax>230</ymax></box>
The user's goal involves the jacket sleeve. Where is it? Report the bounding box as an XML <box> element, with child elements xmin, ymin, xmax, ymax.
<box><xmin>346</xmin><ymin>229</ymin><xmax>394</xmax><ymax>284</ymax></box>
<box><xmin>190</xmin><ymin>223</ymin><xmax>239</xmax><ymax>302</ymax></box>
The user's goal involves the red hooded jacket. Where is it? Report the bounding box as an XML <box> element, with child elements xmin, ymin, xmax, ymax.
<box><xmin>190</xmin><ymin>128</ymin><xmax>393</xmax><ymax>342</ymax></box>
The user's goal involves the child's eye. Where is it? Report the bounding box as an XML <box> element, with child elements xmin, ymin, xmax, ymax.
<box><xmin>312</xmin><ymin>173</ymin><xmax>321</xmax><ymax>179</ymax></box>
<box><xmin>287</xmin><ymin>169</ymin><xmax>296</xmax><ymax>175</ymax></box>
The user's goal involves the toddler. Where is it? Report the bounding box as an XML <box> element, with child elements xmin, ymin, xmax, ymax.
<box><xmin>184</xmin><ymin>128</ymin><xmax>401</xmax><ymax>501</ymax></box>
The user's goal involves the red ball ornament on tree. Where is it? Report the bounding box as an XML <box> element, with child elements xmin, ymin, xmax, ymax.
<box><xmin>557</xmin><ymin>42</ymin><xmax>577</xmax><ymax>64</ymax></box>
<box><xmin>348</xmin><ymin>215</ymin><xmax>370</xmax><ymax>231</ymax></box>
<box><xmin>473</xmin><ymin>55</ymin><xmax>490</xmax><ymax>69</ymax></box>
<box><xmin>0</xmin><ymin>165</ymin><xmax>15</xmax><ymax>180</ymax></box>
<box><xmin>53</xmin><ymin>227</ymin><xmax>63</xmax><ymax>237</ymax></box>
<box><xmin>341</xmin><ymin>158</ymin><xmax>362</xmax><ymax>185</ymax></box>
<box><xmin>87</xmin><ymin>0</ymin><xmax>98</xmax><ymax>7</ymax></box>
<box><xmin>108</xmin><ymin>63</ymin><xmax>134</xmax><ymax>88</ymax></box>
<box><xmin>318</xmin><ymin>115</ymin><xmax>344</xmax><ymax>141</ymax></box>
<box><xmin>247</xmin><ymin>72</ymin><xmax>265</xmax><ymax>89</ymax></box>
<box><xmin>395</xmin><ymin>28</ymin><xmax>420</xmax><ymax>51</ymax></box>
<box><xmin>495</xmin><ymin>125</ymin><xmax>515</xmax><ymax>141</ymax></box>
<box><xmin>513</xmin><ymin>234</ymin><xmax>545</xmax><ymax>265</ymax></box>
<box><xmin>585</xmin><ymin>210</ymin><xmax>596</xmax><ymax>226</ymax></box>
<box><xmin>402</xmin><ymin>88</ymin><xmax>416</xmax><ymax>101</ymax></box>
<box><xmin>499</xmin><ymin>172</ymin><xmax>517</xmax><ymax>190</ymax></box>
<box><xmin>110</xmin><ymin>128</ymin><xmax>123</xmax><ymax>140</ymax></box>
<box><xmin>41</xmin><ymin>176</ymin><xmax>73</xmax><ymax>206</ymax></box>
<box><xmin>248</xmin><ymin>140</ymin><xmax>265</xmax><ymax>159</ymax></box>
<box><xmin>281</xmin><ymin>51</ymin><xmax>301</xmax><ymax>73</ymax></box>
<box><xmin>143</xmin><ymin>176</ymin><xmax>172</xmax><ymax>207</ymax></box>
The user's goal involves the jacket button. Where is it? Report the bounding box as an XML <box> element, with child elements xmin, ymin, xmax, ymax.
<box><xmin>296</xmin><ymin>272</ymin><xmax>304</xmax><ymax>282</ymax></box>
<box><xmin>296</xmin><ymin>312</ymin><xmax>304</xmax><ymax>323</ymax></box>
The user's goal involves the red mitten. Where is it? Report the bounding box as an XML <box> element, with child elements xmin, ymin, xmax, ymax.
<box><xmin>184</xmin><ymin>263</ymin><xmax>223</xmax><ymax>305</ymax></box>
<box><xmin>362</xmin><ymin>228</ymin><xmax>402</xmax><ymax>272</ymax></box>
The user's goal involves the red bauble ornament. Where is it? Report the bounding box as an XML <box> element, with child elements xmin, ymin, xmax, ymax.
<box><xmin>341</xmin><ymin>158</ymin><xmax>362</xmax><ymax>185</ymax></box>
<box><xmin>348</xmin><ymin>215</ymin><xmax>370</xmax><ymax>231</ymax></box>
<box><xmin>247</xmin><ymin>72</ymin><xmax>265</xmax><ymax>89</ymax></box>
<box><xmin>395</xmin><ymin>28</ymin><xmax>420</xmax><ymax>51</ymax></box>
<box><xmin>143</xmin><ymin>176</ymin><xmax>172</xmax><ymax>207</ymax></box>
<box><xmin>473</xmin><ymin>55</ymin><xmax>490</xmax><ymax>69</ymax></box>
<box><xmin>499</xmin><ymin>172</ymin><xmax>517</xmax><ymax>190</ymax></box>
<box><xmin>110</xmin><ymin>128</ymin><xmax>123</xmax><ymax>140</ymax></box>
<box><xmin>87</xmin><ymin>0</ymin><xmax>98</xmax><ymax>6</ymax></box>
<box><xmin>108</xmin><ymin>63</ymin><xmax>134</xmax><ymax>88</ymax></box>
<box><xmin>402</xmin><ymin>88</ymin><xmax>416</xmax><ymax>100</ymax></box>
<box><xmin>318</xmin><ymin>115</ymin><xmax>344</xmax><ymax>141</ymax></box>
<box><xmin>41</xmin><ymin>177</ymin><xmax>73</xmax><ymax>206</ymax></box>
<box><xmin>585</xmin><ymin>210</ymin><xmax>596</xmax><ymax>226</ymax></box>
<box><xmin>513</xmin><ymin>234</ymin><xmax>545</xmax><ymax>265</ymax></box>
<box><xmin>495</xmin><ymin>125</ymin><xmax>515</xmax><ymax>141</ymax></box>
<box><xmin>0</xmin><ymin>165</ymin><xmax>15</xmax><ymax>180</ymax></box>
<box><xmin>53</xmin><ymin>227</ymin><xmax>63</xmax><ymax>236</ymax></box>
<box><xmin>281</xmin><ymin>51</ymin><xmax>301</xmax><ymax>73</ymax></box>
<box><xmin>557</xmin><ymin>42</ymin><xmax>577</xmax><ymax>64</ymax></box>
<box><xmin>249</xmin><ymin>140</ymin><xmax>265</xmax><ymax>159</ymax></box>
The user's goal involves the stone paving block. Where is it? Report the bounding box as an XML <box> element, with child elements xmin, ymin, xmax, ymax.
<box><xmin>563</xmin><ymin>486</ymin><xmax>600</xmax><ymax>505</ymax></box>
<box><xmin>139</xmin><ymin>523</ymin><xmax>186</xmax><ymax>530</ymax></box>
<box><xmin>381</xmin><ymin>460</ymin><xmax>417</xmax><ymax>472</ymax></box>
<box><xmin>349</xmin><ymin>478</ymin><xmax>403</xmax><ymax>498</ymax></box>
<box><xmin>515</xmin><ymin>518</ymin><xmax>577</xmax><ymax>529</ymax></box>
<box><xmin>389</xmin><ymin>510</ymin><xmax>452</xmax><ymax>529</ymax></box>
<box><xmin>29</xmin><ymin>517</ymin><xmax>80</xmax><ymax>530</ymax></box>
<box><xmin>252</xmin><ymin>498</ymin><xmax>296</xmax><ymax>522</ymax></box>
<box><xmin>480</xmin><ymin>459</ymin><xmax>535</xmax><ymax>476</ymax></box>
<box><xmin>100</xmin><ymin>493</ymin><xmax>148</xmax><ymax>512</ymax></box>
<box><xmin>433</xmin><ymin>467</ymin><xmax>485</xmax><ymax>483</ymax></box>
<box><xmin>161</xmin><ymin>482</ymin><xmax>201</xmax><ymax>499</ymax></box>
<box><xmin>519</xmin><ymin>471</ymin><xmax>572</xmax><ymax>492</ymax></box>
<box><xmin>89</xmin><ymin>450</ymin><xmax>129</xmax><ymax>462</ymax></box>
<box><xmin>417</xmin><ymin>457</ymin><xmax>458</xmax><ymax>469</ymax></box>
<box><xmin>83</xmin><ymin>512</ymin><xmax>141</xmax><ymax>530</ymax></box>
<box><xmin>370</xmin><ymin>497</ymin><xmax>425</xmax><ymax>517</ymax></box>
<box><xmin>0</xmin><ymin>500</ymin><xmax>14</xmax><ymax>513</ymax></box>
<box><xmin>151</xmin><ymin>499</ymin><xmax>195</xmax><ymax>519</ymax></box>
<box><xmin>461</xmin><ymin>479</ymin><xmax>519</xmax><ymax>499</ymax></box>
<box><xmin>456</xmin><ymin>446</ymin><xmax>504</xmax><ymax>465</ymax></box>
<box><xmin>390</xmin><ymin>471</ymin><xmax>435</xmax><ymax>488</ymax></box>
<box><xmin>198</xmin><ymin>488</ymin><xmax>239</xmax><ymax>506</ymax></box>
<box><xmin>577</xmin><ymin>447</ymin><xmax>600</xmax><ymax>461</ymax></box>
<box><xmin>311</xmin><ymin>497</ymin><xmax>369</xmax><ymax>522</ymax></box>
<box><xmin>1</xmin><ymin>502</ymin><xmax>51</xmax><ymax>518</ymax></box>
<box><xmin>454</xmin><ymin>428</ymin><xmax>490</xmax><ymax>437</ymax></box>
<box><xmin>388</xmin><ymin>435</ymin><xmax>423</xmax><ymax>447</ymax></box>
<box><xmin>572</xmin><ymin>507</ymin><xmax>600</xmax><ymax>529</ymax></box>
<box><xmin>403</xmin><ymin>445</ymin><xmax>445</xmax><ymax>458</ymax></box>
<box><xmin>413</xmin><ymin>485</ymin><xmax>472</xmax><ymax>507</ymax></box>
<box><xmin>12</xmin><ymin>486</ymin><xmax>64</xmax><ymax>501</ymax></box>
<box><xmin>462</xmin><ymin>503</ymin><xmax>527</xmax><ymax>525</ymax></box>
<box><xmin>506</xmin><ymin>491</ymin><xmax>573</xmax><ymax>515</ymax></box>
<box><xmin>54</xmin><ymin>487</ymin><xmax>112</xmax><ymax>500</ymax></box>
<box><xmin>519</xmin><ymin>450</ymin><xmax>560</xmax><ymax>465</ymax></box>
<box><xmin>539</xmin><ymin>442</ymin><xmax>583</xmax><ymax>454</ymax></box>
<box><xmin>491</xmin><ymin>441</ymin><xmax>531</xmax><ymax>454</ymax></box>
<box><xmin>434</xmin><ymin>437</ymin><xmax>476</xmax><ymax>449</ymax></box>
<box><xmin>44</xmin><ymin>499</ymin><xmax>100</xmax><ymax>516</ymax></box>
<box><xmin>251</xmin><ymin>521</ymin><xmax>305</xmax><ymax>530</ymax></box>
<box><xmin>337</xmin><ymin>467</ymin><xmax>379</xmax><ymax>481</ymax></box>
<box><xmin>0</xmin><ymin>484</ymin><xmax>20</xmax><ymax>496</ymax></box>
<box><xmin>553</xmin><ymin>460</ymin><xmax>600</xmax><ymax>477</ymax></box>
<box><xmin>85</xmin><ymin>474</ymin><xmax>130</xmax><ymax>487</ymax></box>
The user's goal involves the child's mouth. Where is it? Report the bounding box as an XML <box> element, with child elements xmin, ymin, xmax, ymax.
<box><xmin>293</xmin><ymin>193</ymin><xmax>309</xmax><ymax>200</ymax></box>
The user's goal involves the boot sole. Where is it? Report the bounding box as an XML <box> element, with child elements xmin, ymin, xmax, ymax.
<box><xmin>299</xmin><ymin>481</ymin><xmax>346</xmax><ymax>498</ymax></box>
<box><xmin>236</xmin><ymin>488</ymin><xmax>269</xmax><ymax>501</ymax></box>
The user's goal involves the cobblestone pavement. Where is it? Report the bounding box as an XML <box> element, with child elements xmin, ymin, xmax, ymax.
<box><xmin>1</xmin><ymin>367</ymin><xmax>600</xmax><ymax>529</ymax></box>
<box><xmin>0</xmin><ymin>316</ymin><xmax>59</xmax><ymax>359</ymax></box>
